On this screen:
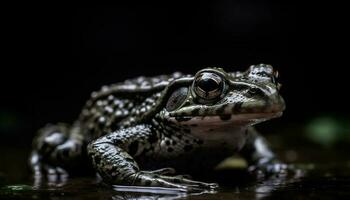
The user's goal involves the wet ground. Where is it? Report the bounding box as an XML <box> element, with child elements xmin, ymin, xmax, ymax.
<box><xmin>1</xmin><ymin>146</ymin><xmax>350</xmax><ymax>200</ymax></box>
<box><xmin>1</xmin><ymin>122</ymin><xmax>350</xmax><ymax>199</ymax></box>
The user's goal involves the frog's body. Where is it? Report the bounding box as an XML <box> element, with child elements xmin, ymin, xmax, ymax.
<box><xmin>30</xmin><ymin>64</ymin><xmax>286</xmax><ymax>191</ymax></box>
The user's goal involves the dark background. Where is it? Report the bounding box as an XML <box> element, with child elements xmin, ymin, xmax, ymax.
<box><xmin>1</xmin><ymin>2</ymin><xmax>348</xmax><ymax>147</ymax></box>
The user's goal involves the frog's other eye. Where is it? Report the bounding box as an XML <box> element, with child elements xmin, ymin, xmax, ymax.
<box><xmin>166</xmin><ymin>87</ymin><xmax>188</xmax><ymax>111</ymax></box>
<box><xmin>193</xmin><ymin>72</ymin><xmax>225</xmax><ymax>102</ymax></box>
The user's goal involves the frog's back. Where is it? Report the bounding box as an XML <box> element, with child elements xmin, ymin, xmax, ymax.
<box><xmin>78</xmin><ymin>72</ymin><xmax>185</xmax><ymax>141</ymax></box>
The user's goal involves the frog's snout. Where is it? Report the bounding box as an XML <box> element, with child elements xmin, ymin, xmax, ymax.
<box><xmin>236</xmin><ymin>85</ymin><xmax>285</xmax><ymax>115</ymax></box>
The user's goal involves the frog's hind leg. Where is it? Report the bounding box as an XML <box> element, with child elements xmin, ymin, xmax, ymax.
<box><xmin>29</xmin><ymin>122</ymin><xmax>86</xmax><ymax>177</ymax></box>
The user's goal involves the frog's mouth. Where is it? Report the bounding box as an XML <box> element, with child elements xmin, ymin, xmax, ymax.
<box><xmin>166</xmin><ymin>100</ymin><xmax>284</xmax><ymax>126</ymax></box>
<box><xmin>167</xmin><ymin>112</ymin><xmax>283</xmax><ymax>126</ymax></box>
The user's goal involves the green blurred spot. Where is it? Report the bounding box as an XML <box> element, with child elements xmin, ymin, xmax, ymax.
<box><xmin>306</xmin><ymin>117</ymin><xmax>350</xmax><ymax>147</ymax></box>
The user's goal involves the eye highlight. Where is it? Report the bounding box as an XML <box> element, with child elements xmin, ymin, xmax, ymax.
<box><xmin>193</xmin><ymin>72</ymin><xmax>225</xmax><ymax>102</ymax></box>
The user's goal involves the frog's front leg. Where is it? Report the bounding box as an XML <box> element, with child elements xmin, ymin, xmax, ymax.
<box><xmin>240</xmin><ymin>127</ymin><xmax>289</xmax><ymax>176</ymax></box>
<box><xmin>87</xmin><ymin>124</ymin><xmax>218</xmax><ymax>191</ymax></box>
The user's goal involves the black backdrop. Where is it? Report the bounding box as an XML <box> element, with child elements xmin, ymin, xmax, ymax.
<box><xmin>1</xmin><ymin>2</ymin><xmax>348</xmax><ymax>146</ymax></box>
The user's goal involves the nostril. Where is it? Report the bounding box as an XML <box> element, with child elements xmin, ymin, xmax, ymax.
<box><xmin>248</xmin><ymin>88</ymin><xmax>260</xmax><ymax>95</ymax></box>
<box><xmin>246</xmin><ymin>87</ymin><xmax>267</xmax><ymax>99</ymax></box>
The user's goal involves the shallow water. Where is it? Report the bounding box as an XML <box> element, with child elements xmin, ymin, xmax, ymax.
<box><xmin>1</xmin><ymin>165</ymin><xmax>350</xmax><ymax>200</ymax></box>
<box><xmin>1</xmin><ymin>136</ymin><xmax>350</xmax><ymax>200</ymax></box>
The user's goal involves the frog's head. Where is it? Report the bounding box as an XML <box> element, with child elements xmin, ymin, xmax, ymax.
<box><xmin>162</xmin><ymin>64</ymin><xmax>285</xmax><ymax>126</ymax></box>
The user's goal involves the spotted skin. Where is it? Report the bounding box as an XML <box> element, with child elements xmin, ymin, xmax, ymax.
<box><xmin>30</xmin><ymin>64</ymin><xmax>287</xmax><ymax>191</ymax></box>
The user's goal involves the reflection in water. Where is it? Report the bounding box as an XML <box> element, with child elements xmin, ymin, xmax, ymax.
<box><xmin>30</xmin><ymin>173</ymin><xmax>217</xmax><ymax>200</ymax></box>
<box><xmin>7</xmin><ymin>164</ymin><xmax>350</xmax><ymax>200</ymax></box>
<box><xmin>33</xmin><ymin>174</ymin><xmax>69</xmax><ymax>188</ymax></box>
<box><xmin>112</xmin><ymin>185</ymin><xmax>216</xmax><ymax>200</ymax></box>
<box><xmin>111</xmin><ymin>193</ymin><xmax>190</xmax><ymax>200</ymax></box>
<box><xmin>28</xmin><ymin>172</ymin><xmax>306</xmax><ymax>200</ymax></box>
<box><xmin>253</xmin><ymin>170</ymin><xmax>305</xmax><ymax>199</ymax></box>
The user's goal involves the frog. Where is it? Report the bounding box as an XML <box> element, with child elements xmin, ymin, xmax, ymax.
<box><xmin>29</xmin><ymin>64</ymin><xmax>287</xmax><ymax>192</ymax></box>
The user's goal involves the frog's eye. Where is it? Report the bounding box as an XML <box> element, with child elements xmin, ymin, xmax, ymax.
<box><xmin>193</xmin><ymin>72</ymin><xmax>225</xmax><ymax>102</ymax></box>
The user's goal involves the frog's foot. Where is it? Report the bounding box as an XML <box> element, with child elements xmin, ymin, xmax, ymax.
<box><xmin>30</xmin><ymin>151</ymin><xmax>70</xmax><ymax>187</ymax></box>
<box><xmin>30</xmin><ymin>150</ymin><xmax>69</xmax><ymax>177</ymax></box>
<box><xmin>130</xmin><ymin>170</ymin><xmax>218</xmax><ymax>192</ymax></box>
<box><xmin>248</xmin><ymin>160</ymin><xmax>297</xmax><ymax>178</ymax></box>
<box><xmin>31</xmin><ymin>140</ymin><xmax>83</xmax><ymax>175</ymax></box>
<box><xmin>30</xmin><ymin>124</ymin><xmax>84</xmax><ymax>175</ymax></box>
